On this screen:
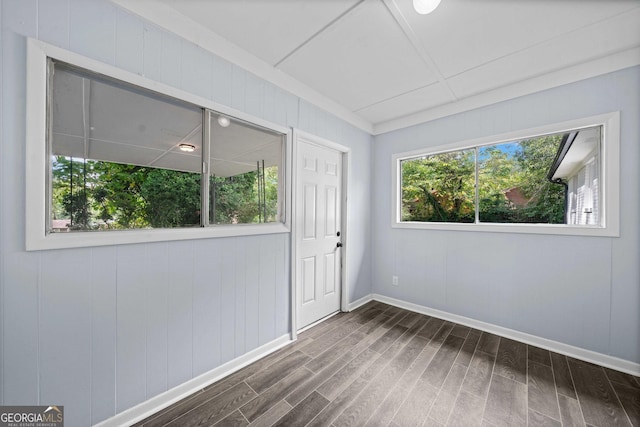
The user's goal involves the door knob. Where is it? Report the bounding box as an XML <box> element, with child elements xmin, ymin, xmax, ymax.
<box><xmin>336</xmin><ymin>242</ymin><xmax>343</xmax><ymax>248</ymax></box>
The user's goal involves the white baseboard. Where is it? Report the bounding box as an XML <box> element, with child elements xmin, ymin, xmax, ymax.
<box><xmin>348</xmin><ymin>294</ymin><xmax>374</xmax><ymax>311</ymax></box>
<box><xmin>94</xmin><ymin>293</ymin><xmax>638</xmax><ymax>426</ymax></box>
<box><xmin>371</xmin><ymin>294</ymin><xmax>640</xmax><ymax>377</ymax></box>
<box><xmin>93</xmin><ymin>334</ymin><xmax>293</xmax><ymax>427</ymax></box>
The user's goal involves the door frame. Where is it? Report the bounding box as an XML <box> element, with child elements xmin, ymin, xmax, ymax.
<box><xmin>291</xmin><ymin>129</ymin><xmax>351</xmax><ymax>340</ymax></box>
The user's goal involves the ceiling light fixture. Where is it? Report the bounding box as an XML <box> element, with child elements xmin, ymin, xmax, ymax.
<box><xmin>217</xmin><ymin>115</ymin><xmax>231</xmax><ymax>127</ymax></box>
<box><xmin>178</xmin><ymin>143</ymin><xmax>196</xmax><ymax>152</ymax></box>
<box><xmin>413</xmin><ymin>0</ymin><xmax>441</xmax><ymax>14</ymax></box>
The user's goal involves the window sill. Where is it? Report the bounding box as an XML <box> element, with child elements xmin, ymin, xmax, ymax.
<box><xmin>392</xmin><ymin>221</ymin><xmax>618</xmax><ymax>237</ymax></box>
<box><xmin>26</xmin><ymin>222</ymin><xmax>290</xmax><ymax>251</ymax></box>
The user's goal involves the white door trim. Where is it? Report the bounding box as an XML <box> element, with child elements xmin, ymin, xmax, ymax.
<box><xmin>291</xmin><ymin>129</ymin><xmax>350</xmax><ymax>340</ymax></box>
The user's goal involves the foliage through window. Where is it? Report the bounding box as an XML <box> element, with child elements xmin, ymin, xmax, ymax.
<box><xmin>48</xmin><ymin>60</ymin><xmax>284</xmax><ymax>233</ymax></box>
<box><xmin>401</xmin><ymin>150</ymin><xmax>475</xmax><ymax>223</ymax></box>
<box><xmin>399</xmin><ymin>126</ymin><xmax>602</xmax><ymax>226</ymax></box>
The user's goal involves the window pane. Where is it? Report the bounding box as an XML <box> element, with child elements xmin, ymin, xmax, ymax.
<box><xmin>552</xmin><ymin>126</ymin><xmax>601</xmax><ymax>225</ymax></box>
<box><xmin>208</xmin><ymin>113</ymin><xmax>283</xmax><ymax>225</ymax></box>
<box><xmin>49</xmin><ymin>61</ymin><xmax>203</xmax><ymax>232</ymax></box>
<box><xmin>401</xmin><ymin>149</ymin><xmax>475</xmax><ymax>223</ymax></box>
<box><xmin>478</xmin><ymin>136</ymin><xmax>564</xmax><ymax>224</ymax></box>
<box><xmin>51</xmin><ymin>157</ymin><xmax>201</xmax><ymax>231</ymax></box>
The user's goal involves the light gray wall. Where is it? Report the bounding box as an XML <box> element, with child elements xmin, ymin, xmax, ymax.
<box><xmin>372</xmin><ymin>66</ymin><xmax>640</xmax><ymax>366</ymax></box>
<box><xmin>2</xmin><ymin>0</ymin><xmax>637</xmax><ymax>425</ymax></box>
<box><xmin>0</xmin><ymin>0</ymin><xmax>4</xmax><ymax>410</ymax></box>
<box><xmin>0</xmin><ymin>0</ymin><xmax>372</xmax><ymax>425</ymax></box>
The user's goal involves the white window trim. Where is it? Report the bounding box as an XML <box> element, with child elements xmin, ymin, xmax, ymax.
<box><xmin>26</xmin><ymin>38</ymin><xmax>292</xmax><ymax>251</ymax></box>
<box><xmin>391</xmin><ymin>112</ymin><xmax>620</xmax><ymax>237</ymax></box>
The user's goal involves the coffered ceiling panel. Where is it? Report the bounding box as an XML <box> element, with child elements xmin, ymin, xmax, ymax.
<box><xmin>161</xmin><ymin>0</ymin><xmax>360</xmax><ymax>65</ymax></box>
<box><xmin>115</xmin><ymin>0</ymin><xmax>640</xmax><ymax>133</ymax></box>
<box><xmin>277</xmin><ymin>0</ymin><xmax>438</xmax><ymax>111</ymax></box>
<box><xmin>396</xmin><ymin>0</ymin><xmax>639</xmax><ymax>79</ymax></box>
<box><xmin>447</xmin><ymin>7</ymin><xmax>640</xmax><ymax>99</ymax></box>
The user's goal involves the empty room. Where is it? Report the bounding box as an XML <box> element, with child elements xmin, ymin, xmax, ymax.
<box><xmin>1</xmin><ymin>0</ymin><xmax>639</xmax><ymax>426</ymax></box>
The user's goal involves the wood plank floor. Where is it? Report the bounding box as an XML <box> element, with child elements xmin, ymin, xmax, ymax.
<box><xmin>134</xmin><ymin>302</ymin><xmax>640</xmax><ymax>427</ymax></box>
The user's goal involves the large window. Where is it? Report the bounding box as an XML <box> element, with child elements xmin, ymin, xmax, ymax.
<box><xmin>393</xmin><ymin>113</ymin><xmax>620</xmax><ymax>237</ymax></box>
<box><xmin>26</xmin><ymin>39</ymin><xmax>290</xmax><ymax>250</ymax></box>
<box><xmin>49</xmin><ymin>61</ymin><xmax>284</xmax><ymax>233</ymax></box>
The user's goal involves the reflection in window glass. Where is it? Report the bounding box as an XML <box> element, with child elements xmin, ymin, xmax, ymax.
<box><xmin>401</xmin><ymin>149</ymin><xmax>475</xmax><ymax>223</ymax></box>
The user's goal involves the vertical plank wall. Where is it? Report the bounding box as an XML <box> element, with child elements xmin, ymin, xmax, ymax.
<box><xmin>371</xmin><ymin>66</ymin><xmax>640</xmax><ymax>369</ymax></box>
<box><xmin>0</xmin><ymin>1</ymin><xmax>373</xmax><ymax>425</ymax></box>
<box><xmin>0</xmin><ymin>0</ymin><xmax>5</xmax><ymax>409</ymax></box>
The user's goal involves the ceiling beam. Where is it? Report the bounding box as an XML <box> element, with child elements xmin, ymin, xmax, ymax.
<box><xmin>110</xmin><ymin>0</ymin><xmax>374</xmax><ymax>134</ymax></box>
<box><xmin>383</xmin><ymin>0</ymin><xmax>457</xmax><ymax>102</ymax></box>
<box><xmin>373</xmin><ymin>46</ymin><xmax>640</xmax><ymax>135</ymax></box>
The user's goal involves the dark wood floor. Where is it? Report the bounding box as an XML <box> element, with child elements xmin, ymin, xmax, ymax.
<box><xmin>135</xmin><ymin>301</ymin><xmax>640</xmax><ymax>427</ymax></box>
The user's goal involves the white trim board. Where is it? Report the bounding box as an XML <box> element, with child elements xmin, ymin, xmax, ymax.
<box><xmin>370</xmin><ymin>294</ymin><xmax>640</xmax><ymax>377</ymax></box>
<box><xmin>93</xmin><ymin>334</ymin><xmax>292</xmax><ymax>427</ymax></box>
<box><xmin>348</xmin><ymin>294</ymin><xmax>374</xmax><ymax>312</ymax></box>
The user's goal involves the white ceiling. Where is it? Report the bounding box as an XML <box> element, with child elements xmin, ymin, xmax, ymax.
<box><xmin>115</xmin><ymin>0</ymin><xmax>640</xmax><ymax>134</ymax></box>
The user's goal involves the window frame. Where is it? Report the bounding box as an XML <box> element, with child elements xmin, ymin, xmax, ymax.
<box><xmin>26</xmin><ymin>38</ymin><xmax>291</xmax><ymax>251</ymax></box>
<box><xmin>392</xmin><ymin>112</ymin><xmax>620</xmax><ymax>237</ymax></box>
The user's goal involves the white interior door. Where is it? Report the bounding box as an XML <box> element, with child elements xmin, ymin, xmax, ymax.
<box><xmin>296</xmin><ymin>139</ymin><xmax>343</xmax><ymax>329</ymax></box>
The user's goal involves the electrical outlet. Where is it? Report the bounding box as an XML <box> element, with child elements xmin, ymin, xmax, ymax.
<box><xmin>392</xmin><ymin>275</ymin><xmax>399</xmax><ymax>286</ymax></box>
